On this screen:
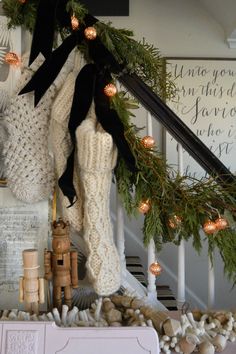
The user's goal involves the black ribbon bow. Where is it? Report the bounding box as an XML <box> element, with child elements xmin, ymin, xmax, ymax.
<box><xmin>20</xmin><ymin>32</ymin><xmax>83</xmax><ymax>106</ymax></box>
<box><xmin>20</xmin><ymin>0</ymin><xmax>137</xmax><ymax>205</ymax></box>
<box><xmin>29</xmin><ymin>0</ymin><xmax>99</xmax><ymax>66</ymax></box>
<box><xmin>29</xmin><ymin>0</ymin><xmax>77</xmax><ymax>65</ymax></box>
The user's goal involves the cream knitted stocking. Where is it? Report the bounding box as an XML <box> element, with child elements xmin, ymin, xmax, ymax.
<box><xmin>50</xmin><ymin>71</ymin><xmax>83</xmax><ymax>232</ymax></box>
<box><xmin>3</xmin><ymin>54</ymin><xmax>70</xmax><ymax>203</ymax></box>
<box><xmin>76</xmin><ymin>110</ymin><xmax>121</xmax><ymax>296</ymax></box>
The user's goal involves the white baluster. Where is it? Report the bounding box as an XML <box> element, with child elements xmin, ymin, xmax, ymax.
<box><xmin>208</xmin><ymin>256</ymin><xmax>215</xmax><ymax>309</ymax></box>
<box><xmin>147</xmin><ymin>112</ymin><xmax>153</xmax><ymax>137</ymax></box>
<box><xmin>115</xmin><ymin>81</ymin><xmax>126</xmax><ymax>274</ymax></box>
<box><xmin>147</xmin><ymin>239</ymin><xmax>157</xmax><ymax>295</ymax></box>
<box><xmin>177</xmin><ymin>143</ymin><xmax>185</xmax><ymax>308</ymax></box>
<box><xmin>116</xmin><ymin>189</ymin><xmax>126</xmax><ymax>273</ymax></box>
<box><xmin>177</xmin><ymin>241</ymin><xmax>185</xmax><ymax>308</ymax></box>
<box><xmin>146</xmin><ymin>112</ymin><xmax>157</xmax><ymax>298</ymax></box>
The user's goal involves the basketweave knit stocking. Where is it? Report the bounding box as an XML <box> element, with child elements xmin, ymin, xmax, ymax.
<box><xmin>50</xmin><ymin>70</ymin><xmax>83</xmax><ymax>232</ymax></box>
<box><xmin>76</xmin><ymin>110</ymin><xmax>121</xmax><ymax>296</ymax></box>
<box><xmin>3</xmin><ymin>54</ymin><xmax>71</xmax><ymax>203</ymax></box>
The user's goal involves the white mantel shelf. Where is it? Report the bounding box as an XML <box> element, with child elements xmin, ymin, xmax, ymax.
<box><xmin>0</xmin><ymin>321</ymin><xmax>159</xmax><ymax>354</ymax></box>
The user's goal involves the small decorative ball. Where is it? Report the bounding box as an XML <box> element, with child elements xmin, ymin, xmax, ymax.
<box><xmin>18</xmin><ymin>0</ymin><xmax>26</xmax><ymax>3</ymax></box>
<box><xmin>138</xmin><ymin>199</ymin><xmax>151</xmax><ymax>214</ymax></box>
<box><xmin>4</xmin><ymin>52</ymin><xmax>21</xmax><ymax>67</ymax></box>
<box><xmin>215</xmin><ymin>217</ymin><xmax>228</xmax><ymax>230</ymax></box>
<box><xmin>104</xmin><ymin>83</ymin><xmax>117</xmax><ymax>97</ymax></box>
<box><xmin>71</xmin><ymin>15</ymin><xmax>79</xmax><ymax>31</ymax></box>
<box><xmin>141</xmin><ymin>136</ymin><xmax>155</xmax><ymax>149</ymax></box>
<box><xmin>149</xmin><ymin>262</ymin><xmax>162</xmax><ymax>276</ymax></box>
<box><xmin>203</xmin><ymin>220</ymin><xmax>217</xmax><ymax>234</ymax></box>
<box><xmin>168</xmin><ymin>215</ymin><xmax>182</xmax><ymax>229</ymax></box>
<box><xmin>84</xmin><ymin>26</ymin><xmax>97</xmax><ymax>40</ymax></box>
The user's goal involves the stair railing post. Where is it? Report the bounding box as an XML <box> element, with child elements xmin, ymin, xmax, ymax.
<box><xmin>115</xmin><ymin>81</ymin><xmax>126</xmax><ymax>275</ymax></box>
<box><xmin>116</xmin><ymin>189</ymin><xmax>126</xmax><ymax>274</ymax></box>
<box><xmin>146</xmin><ymin>112</ymin><xmax>158</xmax><ymax>299</ymax></box>
<box><xmin>147</xmin><ymin>239</ymin><xmax>157</xmax><ymax>295</ymax></box>
<box><xmin>208</xmin><ymin>254</ymin><xmax>215</xmax><ymax>309</ymax></box>
<box><xmin>177</xmin><ymin>143</ymin><xmax>186</xmax><ymax>309</ymax></box>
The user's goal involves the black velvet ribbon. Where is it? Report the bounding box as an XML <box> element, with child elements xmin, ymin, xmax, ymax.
<box><xmin>94</xmin><ymin>70</ymin><xmax>136</xmax><ymax>172</ymax></box>
<box><xmin>58</xmin><ymin>63</ymin><xmax>136</xmax><ymax>205</ymax></box>
<box><xmin>20</xmin><ymin>32</ymin><xmax>83</xmax><ymax>106</ymax></box>
<box><xmin>22</xmin><ymin>36</ymin><xmax>121</xmax><ymax>107</ymax></box>
<box><xmin>29</xmin><ymin>0</ymin><xmax>98</xmax><ymax>66</ymax></box>
<box><xmin>29</xmin><ymin>0</ymin><xmax>80</xmax><ymax>65</ymax></box>
<box><xmin>58</xmin><ymin>64</ymin><xmax>97</xmax><ymax>205</ymax></box>
<box><xmin>29</xmin><ymin>0</ymin><xmax>60</xmax><ymax>65</ymax></box>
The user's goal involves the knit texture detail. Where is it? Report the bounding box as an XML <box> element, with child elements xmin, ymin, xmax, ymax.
<box><xmin>50</xmin><ymin>70</ymin><xmax>83</xmax><ymax>232</ymax></box>
<box><xmin>3</xmin><ymin>54</ymin><xmax>71</xmax><ymax>203</ymax></box>
<box><xmin>76</xmin><ymin>110</ymin><xmax>121</xmax><ymax>296</ymax></box>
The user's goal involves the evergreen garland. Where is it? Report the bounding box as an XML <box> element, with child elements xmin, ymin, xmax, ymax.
<box><xmin>66</xmin><ymin>0</ymin><xmax>88</xmax><ymax>22</ymax></box>
<box><xmin>112</xmin><ymin>92</ymin><xmax>236</xmax><ymax>283</ymax></box>
<box><xmin>95</xmin><ymin>22</ymin><xmax>174</xmax><ymax>98</ymax></box>
<box><xmin>2</xmin><ymin>0</ymin><xmax>38</xmax><ymax>31</ymax></box>
<box><xmin>2</xmin><ymin>0</ymin><xmax>236</xmax><ymax>284</ymax></box>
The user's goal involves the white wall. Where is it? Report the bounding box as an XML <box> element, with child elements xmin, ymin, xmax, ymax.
<box><xmin>102</xmin><ymin>0</ymin><xmax>236</xmax><ymax>309</ymax></box>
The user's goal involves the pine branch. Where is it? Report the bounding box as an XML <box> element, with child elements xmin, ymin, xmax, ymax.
<box><xmin>96</xmin><ymin>21</ymin><xmax>175</xmax><ymax>100</ymax></box>
<box><xmin>2</xmin><ymin>0</ymin><xmax>38</xmax><ymax>31</ymax></box>
<box><xmin>66</xmin><ymin>0</ymin><xmax>88</xmax><ymax>22</ymax></box>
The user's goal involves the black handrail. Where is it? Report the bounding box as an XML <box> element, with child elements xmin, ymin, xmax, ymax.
<box><xmin>119</xmin><ymin>72</ymin><xmax>236</xmax><ymax>187</ymax></box>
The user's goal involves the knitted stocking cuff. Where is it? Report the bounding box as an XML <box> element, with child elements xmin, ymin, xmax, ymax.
<box><xmin>50</xmin><ymin>71</ymin><xmax>83</xmax><ymax>232</ymax></box>
<box><xmin>3</xmin><ymin>54</ymin><xmax>71</xmax><ymax>203</ymax></box>
<box><xmin>76</xmin><ymin>111</ymin><xmax>121</xmax><ymax>296</ymax></box>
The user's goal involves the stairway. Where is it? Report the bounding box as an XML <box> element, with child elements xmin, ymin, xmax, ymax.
<box><xmin>126</xmin><ymin>256</ymin><xmax>177</xmax><ymax>311</ymax></box>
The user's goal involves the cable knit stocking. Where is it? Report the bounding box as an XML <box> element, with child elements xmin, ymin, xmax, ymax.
<box><xmin>50</xmin><ymin>71</ymin><xmax>83</xmax><ymax>232</ymax></box>
<box><xmin>76</xmin><ymin>110</ymin><xmax>121</xmax><ymax>296</ymax></box>
<box><xmin>3</xmin><ymin>54</ymin><xmax>71</xmax><ymax>203</ymax></box>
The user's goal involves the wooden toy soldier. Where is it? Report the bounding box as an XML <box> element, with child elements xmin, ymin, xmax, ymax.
<box><xmin>44</xmin><ymin>218</ymin><xmax>78</xmax><ymax>311</ymax></box>
<box><xmin>19</xmin><ymin>249</ymin><xmax>45</xmax><ymax>314</ymax></box>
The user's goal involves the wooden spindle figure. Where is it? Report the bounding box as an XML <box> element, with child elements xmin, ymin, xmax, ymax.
<box><xmin>44</xmin><ymin>218</ymin><xmax>78</xmax><ymax>311</ymax></box>
<box><xmin>19</xmin><ymin>249</ymin><xmax>45</xmax><ymax>314</ymax></box>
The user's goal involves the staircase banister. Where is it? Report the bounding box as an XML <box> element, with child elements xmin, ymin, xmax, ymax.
<box><xmin>119</xmin><ymin>72</ymin><xmax>236</xmax><ymax>189</ymax></box>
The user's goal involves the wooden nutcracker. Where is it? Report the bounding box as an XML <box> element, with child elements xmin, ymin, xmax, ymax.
<box><xmin>19</xmin><ymin>249</ymin><xmax>45</xmax><ymax>314</ymax></box>
<box><xmin>44</xmin><ymin>218</ymin><xmax>78</xmax><ymax>311</ymax></box>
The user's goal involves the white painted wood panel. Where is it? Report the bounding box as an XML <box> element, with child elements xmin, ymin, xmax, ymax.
<box><xmin>0</xmin><ymin>322</ymin><xmax>159</xmax><ymax>354</ymax></box>
<box><xmin>1</xmin><ymin>323</ymin><xmax>45</xmax><ymax>354</ymax></box>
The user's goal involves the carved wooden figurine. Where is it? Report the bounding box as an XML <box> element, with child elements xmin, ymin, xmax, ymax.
<box><xmin>44</xmin><ymin>218</ymin><xmax>78</xmax><ymax>311</ymax></box>
<box><xmin>19</xmin><ymin>249</ymin><xmax>45</xmax><ymax>314</ymax></box>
